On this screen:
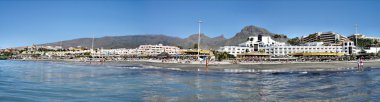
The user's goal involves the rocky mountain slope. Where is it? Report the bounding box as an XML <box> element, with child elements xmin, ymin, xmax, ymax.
<box><xmin>42</xmin><ymin>25</ymin><xmax>288</xmax><ymax>49</ymax></box>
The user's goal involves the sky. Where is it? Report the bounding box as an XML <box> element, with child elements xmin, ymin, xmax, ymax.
<box><xmin>0</xmin><ymin>0</ymin><xmax>380</xmax><ymax>48</ymax></box>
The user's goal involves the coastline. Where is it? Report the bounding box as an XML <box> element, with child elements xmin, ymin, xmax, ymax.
<box><xmin>10</xmin><ymin>59</ymin><xmax>380</xmax><ymax>72</ymax></box>
<box><xmin>112</xmin><ymin>60</ymin><xmax>380</xmax><ymax>72</ymax></box>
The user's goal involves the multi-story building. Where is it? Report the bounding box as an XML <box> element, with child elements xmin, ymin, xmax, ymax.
<box><xmin>218</xmin><ymin>35</ymin><xmax>356</xmax><ymax>57</ymax></box>
<box><xmin>348</xmin><ymin>34</ymin><xmax>380</xmax><ymax>44</ymax></box>
<box><xmin>99</xmin><ymin>48</ymin><xmax>137</xmax><ymax>56</ymax></box>
<box><xmin>263</xmin><ymin>41</ymin><xmax>355</xmax><ymax>57</ymax></box>
<box><xmin>27</xmin><ymin>45</ymin><xmax>63</xmax><ymax>51</ymax></box>
<box><xmin>137</xmin><ymin>44</ymin><xmax>180</xmax><ymax>56</ymax></box>
<box><xmin>219</xmin><ymin>35</ymin><xmax>285</xmax><ymax>56</ymax></box>
<box><xmin>302</xmin><ymin>32</ymin><xmax>350</xmax><ymax>45</ymax></box>
<box><xmin>239</xmin><ymin>35</ymin><xmax>286</xmax><ymax>51</ymax></box>
<box><xmin>218</xmin><ymin>46</ymin><xmax>252</xmax><ymax>56</ymax></box>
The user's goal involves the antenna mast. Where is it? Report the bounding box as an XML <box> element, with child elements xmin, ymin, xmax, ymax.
<box><xmin>355</xmin><ymin>24</ymin><xmax>358</xmax><ymax>34</ymax></box>
<box><xmin>91</xmin><ymin>35</ymin><xmax>95</xmax><ymax>50</ymax></box>
<box><xmin>355</xmin><ymin>24</ymin><xmax>358</xmax><ymax>46</ymax></box>
<box><xmin>197</xmin><ymin>20</ymin><xmax>203</xmax><ymax>60</ymax></box>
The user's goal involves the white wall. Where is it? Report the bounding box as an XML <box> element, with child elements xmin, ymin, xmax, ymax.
<box><xmin>365</xmin><ymin>47</ymin><xmax>380</xmax><ymax>54</ymax></box>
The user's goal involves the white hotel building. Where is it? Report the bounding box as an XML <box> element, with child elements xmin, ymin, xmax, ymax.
<box><xmin>96</xmin><ymin>44</ymin><xmax>180</xmax><ymax>56</ymax></box>
<box><xmin>218</xmin><ymin>35</ymin><xmax>356</xmax><ymax>57</ymax></box>
<box><xmin>99</xmin><ymin>48</ymin><xmax>138</xmax><ymax>56</ymax></box>
<box><xmin>137</xmin><ymin>44</ymin><xmax>180</xmax><ymax>56</ymax></box>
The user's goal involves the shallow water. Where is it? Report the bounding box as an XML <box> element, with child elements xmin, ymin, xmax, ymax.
<box><xmin>0</xmin><ymin>60</ymin><xmax>379</xmax><ymax>101</ymax></box>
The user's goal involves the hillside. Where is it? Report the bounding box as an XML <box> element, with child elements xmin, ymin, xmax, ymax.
<box><xmin>42</xmin><ymin>25</ymin><xmax>288</xmax><ymax>49</ymax></box>
<box><xmin>225</xmin><ymin>25</ymin><xmax>288</xmax><ymax>46</ymax></box>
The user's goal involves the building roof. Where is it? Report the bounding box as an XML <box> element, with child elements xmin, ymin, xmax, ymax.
<box><xmin>288</xmin><ymin>52</ymin><xmax>345</xmax><ymax>56</ymax></box>
<box><xmin>180</xmin><ymin>49</ymin><xmax>213</xmax><ymax>55</ymax></box>
<box><xmin>237</xmin><ymin>52</ymin><xmax>270</xmax><ymax>56</ymax></box>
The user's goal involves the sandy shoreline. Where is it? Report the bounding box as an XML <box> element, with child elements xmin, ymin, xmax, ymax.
<box><xmin>112</xmin><ymin>61</ymin><xmax>380</xmax><ymax>72</ymax></box>
<box><xmin>9</xmin><ymin>59</ymin><xmax>380</xmax><ymax>72</ymax></box>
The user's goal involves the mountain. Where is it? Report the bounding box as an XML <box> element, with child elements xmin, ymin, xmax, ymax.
<box><xmin>41</xmin><ymin>25</ymin><xmax>288</xmax><ymax>49</ymax></box>
<box><xmin>225</xmin><ymin>25</ymin><xmax>288</xmax><ymax>46</ymax></box>
<box><xmin>179</xmin><ymin>34</ymin><xmax>226</xmax><ymax>49</ymax></box>
<box><xmin>43</xmin><ymin>35</ymin><xmax>183</xmax><ymax>49</ymax></box>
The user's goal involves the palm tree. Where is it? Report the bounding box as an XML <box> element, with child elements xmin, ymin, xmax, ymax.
<box><xmin>375</xmin><ymin>40</ymin><xmax>378</xmax><ymax>58</ymax></box>
<box><xmin>335</xmin><ymin>39</ymin><xmax>339</xmax><ymax>53</ymax></box>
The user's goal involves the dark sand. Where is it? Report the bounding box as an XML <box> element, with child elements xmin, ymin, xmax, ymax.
<box><xmin>112</xmin><ymin>61</ymin><xmax>380</xmax><ymax>72</ymax></box>
<box><xmin>12</xmin><ymin>59</ymin><xmax>380</xmax><ymax>72</ymax></box>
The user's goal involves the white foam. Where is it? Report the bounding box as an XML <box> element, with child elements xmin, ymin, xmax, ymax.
<box><xmin>223</xmin><ymin>69</ymin><xmax>256</xmax><ymax>73</ymax></box>
<box><xmin>167</xmin><ymin>68</ymin><xmax>182</xmax><ymax>71</ymax></box>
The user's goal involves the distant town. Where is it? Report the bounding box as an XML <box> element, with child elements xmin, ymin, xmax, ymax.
<box><xmin>1</xmin><ymin>27</ymin><xmax>380</xmax><ymax>64</ymax></box>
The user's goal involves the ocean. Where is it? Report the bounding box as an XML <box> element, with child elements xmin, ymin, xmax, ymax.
<box><xmin>0</xmin><ymin>60</ymin><xmax>379</xmax><ymax>101</ymax></box>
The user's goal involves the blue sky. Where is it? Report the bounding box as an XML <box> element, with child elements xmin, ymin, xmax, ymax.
<box><xmin>0</xmin><ymin>0</ymin><xmax>379</xmax><ymax>48</ymax></box>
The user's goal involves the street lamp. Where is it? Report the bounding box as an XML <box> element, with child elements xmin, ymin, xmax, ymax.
<box><xmin>197</xmin><ymin>20</ymin><xmax>203</xmax><ymax>60</ymax></box>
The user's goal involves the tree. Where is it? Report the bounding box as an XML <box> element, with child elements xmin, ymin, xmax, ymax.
<box><xmin>287</xmin><ymin>37</ymin><xmax>302</xmax><ymax>45</ymax></box>
<box><xmin>193</xmin><ymin>43</ymin><xmax>198</xmax><ymax>49</ymax></box>
<box><xmin>374</xmin><ymin>40</ymin><xmax>378</xmax><ymax>46</ymax></box>
<box><xmin>273</xmin><ymin>34</ymin><xmax>281</xmax><ymax>38</ymax></box>
<box><xmin>176</xmin><ymin>46</ymin><xmax>183</xmax><ymax>49</ymax></box>
<box><xmin>215</xmin><ymin>52</ymin><xmax>235</xmax><ymax>61</ymax></box>
<box><xmin>0</xmin><ymin>52</ymin><xmax>12</xmax><ymax>60</ymax></box>
<box><xmin>309</xmin><ymin>34</ymin><xmax>317</xmax><ymax>38</ymax></box>
<box><xmin>357</xmin><ymin>39</ymin><xmax>374</xmax><ymax>47</ymax></box>
<box><xmin>335</xmin><ymin>38</ymin><xmax>339</xmax><ymax>43</ymax></box>
<box><xmin>83</xmin><ymin>52</ymin><xmax>91</xmax><ymax>56</ymax></box>
<box><xmin>258</xmin><ymin>49</ymin><xmax>265</xmax><ymax>53</ymax></box>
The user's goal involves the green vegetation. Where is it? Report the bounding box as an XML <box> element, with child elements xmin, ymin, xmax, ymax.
<box><xmin>273</xmin><ymin>34</ymin><xmax>287</xmax><ymax>39</ymax></box>
<box><xmin>308</xmin><ymin>34</ymin><xmax>317</xmax><ymax>38</ymax></box>
<box><xmin>0</xmin><ymin>56</ymin><xmax>8</xmax><ymax>60</ymax></box>
<box><xmin>0</xmin><ymin>52</ymin><xmax>13</xmax><ymax>56</ymax></box>
<box><xmin>37</xmin><ymin>48</ymin><xmax>56</xmax><ymax>52</ymax></box>
<box><xmin>258</xmin><ymin>49</ymin><xmax>265</xmax><ymax>53</ymax></box>
<box><xmin>350</xmin><ymin>37</ymin><xmax>380</xmax><ymax>47</ymax></box>
<box><xmin>273</xmin><ymin>35</ymin><xmax>281</xmax><ymax>38</ymax></box>
<box><xmin>287</xmin><ymin>37</ymin><xmax>302</xmax><ymax>45</ymax></box>
<box><xmin>193</xmin><ymin>44</ymin><xmax>198</xmax><ymax>49</ymax></box>
<box><xmin>214</xmin><ymin>51</ymin><xmax>235</xmax><ymax>61</ymax></box>
<box><xmin>0</xmin><ymin>52</ymin><xmax>13</xmax><ymax>60</ymax></box>
<box><xmin>355</xmin><ymin>39</ymin><xmax>375</xmax><ymax>47</ymax></box>
<box><xmin>83</xmin><ymin>52</ymin><xmax>91</xmax><ymax>56</ymax></box>
<box><xmin>176</xmin><ymin>45</ymin><xmax>183</xmax><ymax>49</ymax></box>
<box><xmin>374</xmin><ymin>40</ymin><xmax>379</xmax><ymax>46</ymax></box>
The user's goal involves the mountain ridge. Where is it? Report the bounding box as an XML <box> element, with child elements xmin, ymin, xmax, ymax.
<box><xmin>41</xmin><ymin>25</ymin><xmax>288</xmax><ymax>49</ymax></box>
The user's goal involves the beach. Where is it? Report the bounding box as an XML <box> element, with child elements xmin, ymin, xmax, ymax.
<box><xmin>12</xmin><ymin>59</ymin><xmax>380</xmax><ymax>72</ymax></box>
<box><xmin>111</xmin><ymin>60</ymin><xmax>379</xmax><ymax>72</ymax></box>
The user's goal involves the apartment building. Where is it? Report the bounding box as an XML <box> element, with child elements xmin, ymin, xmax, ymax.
<box><xmin>99</xmin><ymin>48</ymin><xmax>137</xmax><ymax>56</ymax></box>
<box><xmin>218</xmin><ymin>35</ymin><xmax>356</xmax><ymax>57</ymax></box>
<box><xmin>137</xmin><ymin>44</ymin><xmax>180</xmax><ymax>56</ymax></box>
<box><xmin>302</xmin><ymin>32</ymin><xmax>350</xmax><ymax>45</ymax></box>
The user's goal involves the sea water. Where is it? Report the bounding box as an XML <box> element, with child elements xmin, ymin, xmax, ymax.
<box><xmin>0</xmin><ymin>60</ymin><xmax>379</xmax><ymax>101</ymax></box>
